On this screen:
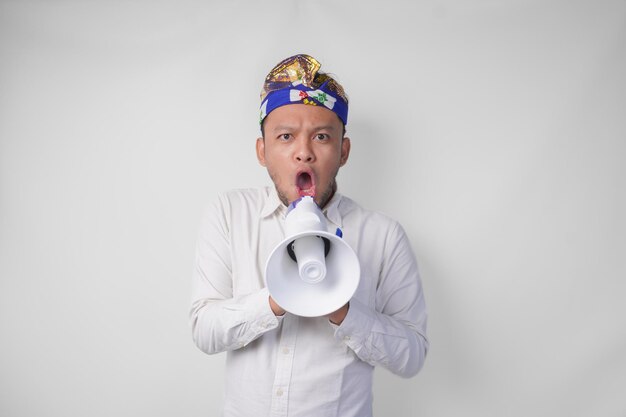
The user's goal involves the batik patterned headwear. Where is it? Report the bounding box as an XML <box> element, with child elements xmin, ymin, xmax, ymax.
<box><xmin>259</xmin><ymin>54</ymin><xmax>349</xmax><ymax>127</ymax></box>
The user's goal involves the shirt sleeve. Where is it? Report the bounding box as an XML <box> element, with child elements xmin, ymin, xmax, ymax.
<box><xmin>332</xmin><ymin>222</ymin><xmax>429</xmax><ymax>378</ymax></box>
<box><xmin>189</xmin><ymin>196</ymin><xmax>281</xmax><ymax>355</ymax></box>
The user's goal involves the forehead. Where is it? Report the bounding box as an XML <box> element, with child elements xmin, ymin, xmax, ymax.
<box><xmin>263</xmin><ymin>104</ymin><xmax>343</xmax><ymax>132</ymax></box>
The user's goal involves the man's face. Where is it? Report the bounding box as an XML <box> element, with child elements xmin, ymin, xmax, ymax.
<box><xmin>256</xmin><ymin>104</ymin><xmax>351</xmax><ymax>208</ymax></box>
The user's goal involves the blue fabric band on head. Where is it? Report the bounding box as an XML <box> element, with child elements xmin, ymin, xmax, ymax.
<box><xmin>260</xmin><ymin>81</ymin><xmax>349</xmax><ymax>127</ymax></box>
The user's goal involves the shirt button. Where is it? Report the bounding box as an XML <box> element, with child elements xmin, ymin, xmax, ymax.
<box><xmin>276</xmin><ymin>388</ymin><xmax>284</xmax><ymax>397</ymax></box>
<box><xmin>343</xmin><ymin>336</ymin><xmax>351</xmax><ymax>341</ymax></box>
<box><xmin>282</xmin><ymin>347</ymin><xmax>290</xmax><ymax>354</ymax></box>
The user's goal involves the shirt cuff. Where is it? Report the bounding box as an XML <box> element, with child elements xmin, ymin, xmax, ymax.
<box><xmin>332</xmin><ymin>297</ymin><xmax>374</xmax><ymax>351</ymax></box>
<box><xmin>246</xmin><ymin>287</ymin><xmax>283</xmax><ymax>334</ymax></box>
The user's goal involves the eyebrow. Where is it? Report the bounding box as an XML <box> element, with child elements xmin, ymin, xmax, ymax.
<box><xmin>271</xmin><ymin>125</ymin><xmax>297</xmax><ymax>132</ymax></box>
<box><xmin>312</xmin><ymin>125</ymin><xmax>338</xmax><ymax>132</ymax></box>
<box><xmin>270</xmin><ymin>124</ymin><xmax>339</xmax><ymax>133</ymax></box>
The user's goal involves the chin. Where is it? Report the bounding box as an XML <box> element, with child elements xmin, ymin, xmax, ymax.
<box><xmin>274</xmin><ymin>187</ymin><xmax>298</xmax><ymax>207</ymax></box>
<box><xmin>313</xmin><ymin>183</ymin><xmax>337</xmax><ymax>209</ymax></box>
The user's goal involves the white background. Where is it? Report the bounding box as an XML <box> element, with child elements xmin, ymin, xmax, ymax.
<box><xmin>1</xmin><ymin>1</ymin><xmax>625</xmax><ymax>416</ymax></box>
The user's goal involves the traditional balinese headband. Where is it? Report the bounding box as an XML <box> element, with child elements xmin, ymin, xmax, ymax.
<box><xmin>259</xmin><ymin>54</ymin><xmax>349</xmax><ymax>127</ymax></box>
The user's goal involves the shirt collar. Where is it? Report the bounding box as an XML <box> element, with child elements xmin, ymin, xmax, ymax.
<box><xmin>261</xmin><ymin>186</ymin><xmax>344</xmax><ymax>228</ymax></box>
<box><xmin>322</xmin><ymin>191</ymin><xmax>343</xmax><ymax>228</ymax></box>
<box><xmin>261</xmin><ymin>187</ymin><xmax>285</xmax><ymax>218</ymax></box>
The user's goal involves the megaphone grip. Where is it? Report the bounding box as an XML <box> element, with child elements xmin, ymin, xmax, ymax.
<box><xmin>287</xmin><ymin>236</ymin><xmax>330</xmax><ymax>262</ymax></box>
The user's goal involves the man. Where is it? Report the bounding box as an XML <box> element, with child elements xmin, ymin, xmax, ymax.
<box><xmin>190</xmin><ymin>54</ymin><xmax>428</xmax><ymax>417</ymax></box>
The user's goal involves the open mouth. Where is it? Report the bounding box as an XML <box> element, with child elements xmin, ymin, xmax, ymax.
<box><xmin>296</xmin><ymin>171</ymin><xmax>315</xmax><ymax>197</ymax></box>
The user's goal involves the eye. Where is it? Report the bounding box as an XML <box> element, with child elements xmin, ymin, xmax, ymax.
<box><xmin>278</xmin><ymin>133</ymin><xmax>292</xmax><ymax>141</ymax></box>
<box><xmin>315</xmin><ymin>133</ymin><xmax>330</xmax><ymax>141</ymax></box>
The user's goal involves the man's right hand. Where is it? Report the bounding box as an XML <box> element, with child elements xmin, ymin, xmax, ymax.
<box><xmin>269</xmin><ymin>296</ymin><xmax>286</xmax><ymax>316</ymax></box>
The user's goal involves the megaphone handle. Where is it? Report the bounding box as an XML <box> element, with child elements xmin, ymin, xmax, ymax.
<box><xmin>287</xmin><ymin>236</ymin><xmax>331</xmax><ymax>262</ymax></box>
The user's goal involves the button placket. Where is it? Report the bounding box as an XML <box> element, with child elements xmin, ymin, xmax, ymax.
<box><xmin>269</xmin><ymin>315</ymin><xmax>299</xmax><ymax>417</ymax></box>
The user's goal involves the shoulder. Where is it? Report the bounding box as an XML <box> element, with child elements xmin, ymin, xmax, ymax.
<box><xmin>200</xmin><ymin>187</ymin><xmax>273</xmax><ymax>226</ymax></box>
<box><xmin>209</xmin><ymin>187</ymin><xmax>272</xmax><ymax>212</ymax></box>
<box><xmin>338</xmin><ymin>194</ymin><xmax>402</xmax><ymax>231</ymax></box>
<box><xmin>336</xmin><ymin>194</ymin><xmax>410</xmax><ymax>252</ymax></box>
<box><xmin>337</xmin><ymin>195</ymin><xmax>415</xmax><ymax>265</ymax></box>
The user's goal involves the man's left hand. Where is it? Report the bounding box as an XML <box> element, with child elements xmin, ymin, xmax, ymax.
<box><xmin>328</xmin><ymin>303</ymin><xmax>349</xmax><ymax>325</ymax></box>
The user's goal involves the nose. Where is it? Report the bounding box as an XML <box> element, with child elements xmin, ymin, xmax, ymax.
<box><xmin>294</xmin><ymin>138</ymin><xmax>315</xmax><ymax>163</ymax></box>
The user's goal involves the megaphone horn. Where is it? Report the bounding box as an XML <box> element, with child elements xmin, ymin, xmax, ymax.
<box><xmin>265</xmin><ymin>196</ymin><xmax>360</xmax><ymax>317</ymax></box>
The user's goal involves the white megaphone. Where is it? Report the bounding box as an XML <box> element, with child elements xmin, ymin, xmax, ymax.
<box><xmin>265</xmin><ymin>196</ymin><xmax>360</xmax><ymax>317</ymax></box>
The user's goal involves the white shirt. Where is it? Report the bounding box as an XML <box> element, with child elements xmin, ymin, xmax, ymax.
<box><xmin>190</xmin><ymin>187</ymin><xmax>428</xmax><ymax>417</ymax></box>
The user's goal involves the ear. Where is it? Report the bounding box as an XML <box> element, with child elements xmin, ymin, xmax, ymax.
<box><xmin>256</xmin><ymin>137</ymin><xmax>267</xmax><ymax>167</ymax></box>
<box><xmin>339</xmin><ymin>137</ymin><xmax>351</xmax><ymax>167</ymax></box>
